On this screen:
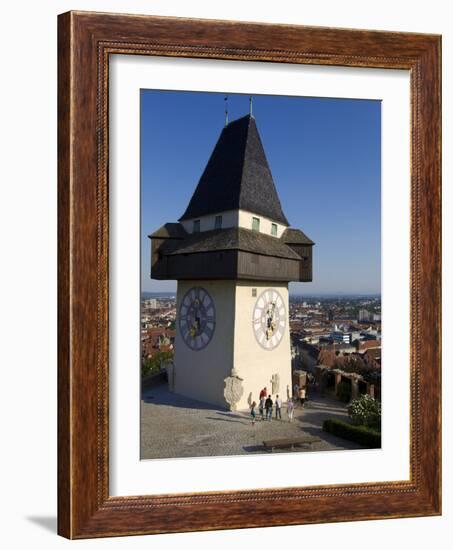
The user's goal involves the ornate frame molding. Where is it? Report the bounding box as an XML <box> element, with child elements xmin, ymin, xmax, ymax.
<box><xmin>58</xmin><ymin>11</ymin><xmax>441</xmax><ymax>538</ymax></box>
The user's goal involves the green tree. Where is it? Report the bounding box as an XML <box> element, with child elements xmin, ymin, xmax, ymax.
<box><xmin>347</xmin><ymin>394</ymin><xmax>381</xmax><ymax>428</ymax></box>
<box><xmin>141</xmin><ymin>350</ymin><xmax>174</xmax><ymax>378</ymax></box>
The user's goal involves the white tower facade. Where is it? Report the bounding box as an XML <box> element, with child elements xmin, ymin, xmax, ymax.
<box><xmin>173</xmin><ymin>278</ymin><xmax>291</xmax><ymax>410</ymax></box>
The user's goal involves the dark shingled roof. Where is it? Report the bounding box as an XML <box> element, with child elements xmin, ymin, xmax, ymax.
<box><xmin>178</xmin><ymin>115</ymin><xmax>289</xmax><ymax>226</ymax></box>
<box><xmin>161</xmin><ymin>227</ymin><xmax>301</xmax><ymax>260</ymax></box>
<box><xmin>148</xmin><ymin>223</ymin><xmax>187</xmax><ymax>239</ymax></box>
<box><xmin>281</xmin><ymin>227</ymin><xmax>314</xmax><ymax>245</ymax></box>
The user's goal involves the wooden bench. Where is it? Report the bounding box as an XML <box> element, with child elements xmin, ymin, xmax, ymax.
<box><xmin>263</xmin><ymin>436</ymin><xmax>321</xmax><ymax>452</ymax></box>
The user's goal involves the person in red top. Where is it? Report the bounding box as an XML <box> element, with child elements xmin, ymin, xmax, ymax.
<box><xmin>259</xmin><ymin>387</ymin><xmax>267</xmax><ymax>400</ymax></box>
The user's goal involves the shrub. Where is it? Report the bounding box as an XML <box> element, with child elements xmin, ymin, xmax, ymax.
<box><xmin>347</xmin><ymin>394</ymin><xmax>381</xmax><ymax>428</ymax></box>
<box><xmin>337</xmin><ymin>381</ymin><xmax>351</xmax><ymax>403</ymax></box>
<box><xmin>141</xmin><ymin>350</ymin><xmax>173</xmax><ymax>378</ymax></box>
<box><xmin>323</xmin><ymin>419</ymin><xmax>381</xmax><ymax>448</ymax></box>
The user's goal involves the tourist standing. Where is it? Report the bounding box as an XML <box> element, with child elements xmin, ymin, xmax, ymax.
<box><xmin>259</xmin><ymin>396</ymin><xmax>265</xmax><ymax>420</ymax></box>
<box><xmin>287</xmin><ymin>399</ymin><xmax>295</xmax><ymax>422</ymax></box>
<box><xmin>250</xmin><ymin>401</ymin><xmax>257</xmax><ymax>426</ymax></box>
<box><xmin>299</xmin><ymin>386</ymin><xmax>306</xmax><ymax>407</ymax></box>
<box><xmin>265</xmin><ymin>395</ymin><xmax>273</xmax><ymax>421</ymax></box>
<box><xmin>275</xmin><ymin>395</ymin><xmax>282</xmax><ymax>420</ymax></box>
<box><xmin>259</xmin><ymin>387</ymin><xmax>268</xmax><ymax>400</ymax></box>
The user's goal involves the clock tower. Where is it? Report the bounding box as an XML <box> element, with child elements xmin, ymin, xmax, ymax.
<box><xmin>149</xmin><ymin>114</ymin><xmax>314</xmax><ymax>410</ymax></box>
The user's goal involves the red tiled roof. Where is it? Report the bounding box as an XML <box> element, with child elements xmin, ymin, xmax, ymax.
<box><xmin>359</xmin><ymin>340</ymin><xmax>381</xmax><ymax>351</ymax></box>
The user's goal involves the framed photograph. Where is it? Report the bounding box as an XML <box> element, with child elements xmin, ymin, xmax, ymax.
<box><xmin>58</xmin><ymin>11</ymin><xmax>441</xmax><ymax>538</ymax></box>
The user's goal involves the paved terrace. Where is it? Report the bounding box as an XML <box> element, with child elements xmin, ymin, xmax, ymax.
<box><xmin>141</xmin><ymin>383</ymin><xmax>365</xmax><ymax>459</ymax></box>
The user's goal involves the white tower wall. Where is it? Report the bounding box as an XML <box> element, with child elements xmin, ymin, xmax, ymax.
<box><xmin>174</xmin><ymin>280</ymin><xmax>236</xmax><ymax>408</ymax></box>
<box><xmin>233</xmin><ymin>281</ymin><xmax>292</xmax><ymax>410</ymax></box>
<box><xmin>173</xmin><ymin>279</ymin><xmax>292</xmax><ymax>411</ymax></box>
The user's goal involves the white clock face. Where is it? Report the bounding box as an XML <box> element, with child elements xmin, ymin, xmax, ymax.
<box><xmin>178</xmin><ymin>287</ymin><xmax>216</xmax><ymax>351</ymax></box>
<box><xmin>253</xmin><ymin>289</ymin><xmax>286</xmax><ymax>350</ymax></box>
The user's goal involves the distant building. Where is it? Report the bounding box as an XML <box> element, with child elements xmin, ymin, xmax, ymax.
<box><xmin>363</xmin><ymin>347</ymin><xmax>381</xmax><ymax>366</ymax></box>
<box><xmin>331</xmin><ymin>331</ymin><xmax>352</xmax><ymax>344</ymax></box>
<box><xmin>320</xmin><ymin>342</ymin><xmax>356</xmax><ymax>354</ymax></box>
<box><xmin>302</xmin><ymin>329</ymin><xmax>332</xmax><ymax>344</ymax></box>
<box><xmin>358</xmin><ymin>309</ymin><xmax>370</xmax><ymax>322</ymax></box>
<box><xmin>141</xmin><ymin>327</ymin><xmax>176</xmax><ymax>359</ymax></box>
<box><xmin>359</xmin><ymin>339</ymin><xmax>381</xmax><ymax>353</ymax></box>
<box><xmin>361</xmin><ymin>328</ymin><xmax>381</xmax><ymax>340</ymax></box>
<box><xmin>349</xmin><ymin>330</ymin><xmax>362</xmax><ymax>343</ymax></box>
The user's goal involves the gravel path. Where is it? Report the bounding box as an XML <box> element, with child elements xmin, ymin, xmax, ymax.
<box><xmin>140</xmin><ymin>383</ymin><xmax>365</xmax><ymax>459</ymax></box>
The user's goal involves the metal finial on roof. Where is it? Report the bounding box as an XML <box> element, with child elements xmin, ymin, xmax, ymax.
<box><xmin>249</xmin><ymin>96</ymin><xmax>253</xmax><ymax>117</ymax></box>
<box><xmin>224</xmin><ymin>96</ymin><xmax>229</xmax><ymax>126</ymax></box>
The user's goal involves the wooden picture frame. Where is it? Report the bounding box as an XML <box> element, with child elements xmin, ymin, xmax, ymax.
<box><xmin>58</xmin><ymin>10</ymin><xmax>441</xmax><ymax>539</ymax></box>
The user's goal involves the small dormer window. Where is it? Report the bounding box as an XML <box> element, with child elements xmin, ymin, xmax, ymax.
<box><xmin>271</xmin><ymin>223</ymin><xmax>278</xmax><ymax>236</ymax></box>
<box><xmin>214</xmin><ymin>215</ymin><xmax>222</xmax><ymax>229</ymax></box>
<box><xmin>193</xmin><ymin>220</ymin><xmax>201</xmax><ymax>233</ymax></box>
<box><xmin>252</xmin><ymin>217</ymin><xmax>260</xmax><ymax>232</ymax></box>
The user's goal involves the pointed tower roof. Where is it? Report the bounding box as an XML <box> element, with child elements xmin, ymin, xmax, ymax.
<box><xmin>178</xmin><ymin>115</ymin><xmax>289</xmax><ymax>225</ymax></box>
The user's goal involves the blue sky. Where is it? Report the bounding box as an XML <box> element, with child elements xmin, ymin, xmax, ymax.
<box><xmin>141</xmin><ymin>90</ymin><xmax>381</xmax><ymax>295</ymax></box>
